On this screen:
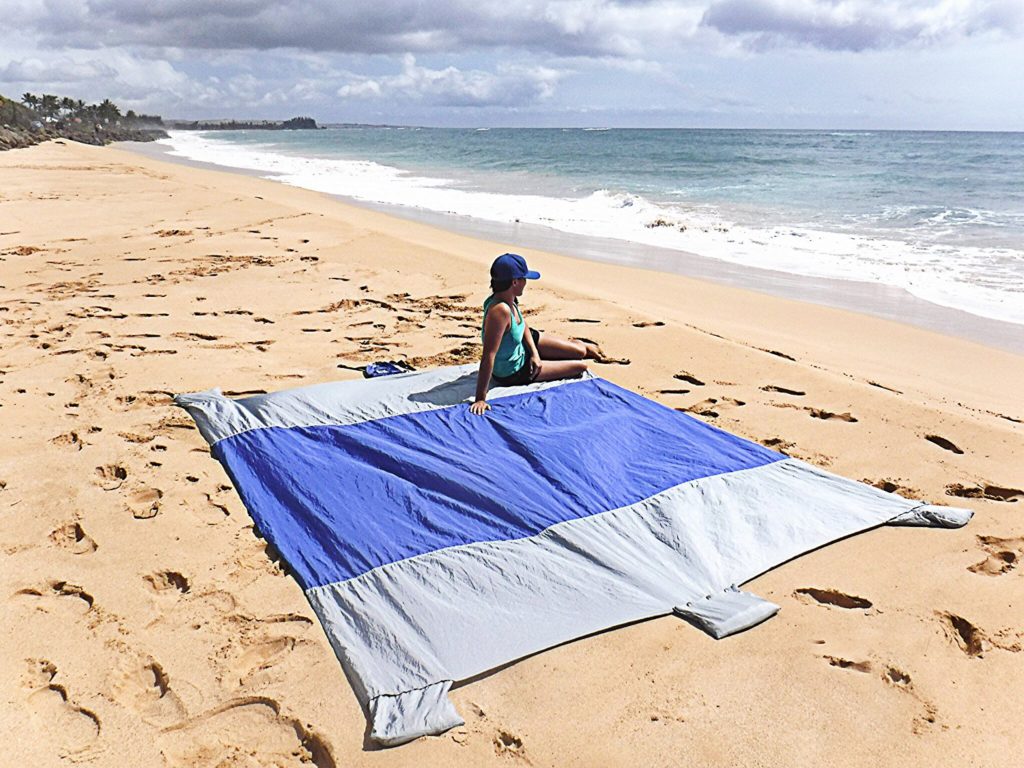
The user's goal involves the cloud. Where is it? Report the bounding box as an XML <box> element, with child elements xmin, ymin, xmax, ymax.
<box><xmin>12</xmin><ymin>1</ymin><xmax>1016</xmax><ymax>62</ymax></box>
<box><xmin>14</xmin><ymin>0</ymin><xmax>704</xmax><ymax>58</ymax></box>
<box><xmin>3</xmin><ymin>0</ymin><xmax>1022</xmax><ymax>126</ymax></box>
<box><xmin>0</xmin><ymin>56</ymin><xmax>118</xmax><ymax>83</ymax></box>
<box><xmin>0</xmin><ymin>47</ymin><xmax>228</xmax><ymax>111</ymax></box>
<box><xmin>700</xmin><ymin>0</ymin><xmax>1024</xmax><ymax>52</ymax></box>
<box><xmin>338</xmin><ymin>55</ymin><xmax>561</xmax><ymax>107</ymax></box>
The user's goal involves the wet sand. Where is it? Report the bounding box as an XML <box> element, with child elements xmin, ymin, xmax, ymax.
<box><xmin>127</xmin><ymin>137</ymin><xmax>1024</xmax><ymax>356</ymax></box>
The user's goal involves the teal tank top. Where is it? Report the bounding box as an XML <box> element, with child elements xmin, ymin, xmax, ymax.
<box><xmin>482</xmin><ymin>295</ymin><xmax>526</xmax><ymax>378</ymax></box>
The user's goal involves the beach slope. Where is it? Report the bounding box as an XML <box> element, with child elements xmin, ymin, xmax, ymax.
<box><xmin>1</xmin><ymin>140</ymin><xmax>1021</xmax><ymax>767</ymax></box>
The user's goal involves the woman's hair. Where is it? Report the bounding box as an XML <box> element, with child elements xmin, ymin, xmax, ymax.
<box><xmin>490</xmin><ymin>278</ymin><xmax>513</xmax><ymax>293</ymax></box>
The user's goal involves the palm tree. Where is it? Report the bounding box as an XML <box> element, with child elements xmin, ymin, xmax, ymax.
<box><xmin>39</xmin><ymin>94</ymin><xmax>59</xmax><ymax>122</ymax></box>
<box><xmin>97</xmin><ymin>98</ymin><xmax>121</xmax><ymax>123</ymax></box>
<box><xmin>21</xmin><ymin>92</ymin><xmax>38</xmax><ymax>112</ymax></box>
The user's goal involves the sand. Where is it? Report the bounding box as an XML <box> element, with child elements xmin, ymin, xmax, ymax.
<box><xmin>1</xmin><ymin>140</ymin><xmax>1021</xmax><ymax>768</ymax></box>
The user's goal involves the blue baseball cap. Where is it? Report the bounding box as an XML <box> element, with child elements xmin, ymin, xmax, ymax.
<box><xmin>490</xmin><ymin>253</ymin><xmax>540</xmax><ymax>281</ymax></box>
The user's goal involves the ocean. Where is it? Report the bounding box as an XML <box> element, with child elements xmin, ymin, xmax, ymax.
<box><xmin>160</xmin><ymin>127</ymin><xmax>1024</xmax><ymax>328</ymax></box>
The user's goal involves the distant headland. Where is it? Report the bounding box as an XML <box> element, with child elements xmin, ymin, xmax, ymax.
<box><xmin>164</xmin><ymin>117</ymin><xmax>318</xmax><ymax>131</ymax></box>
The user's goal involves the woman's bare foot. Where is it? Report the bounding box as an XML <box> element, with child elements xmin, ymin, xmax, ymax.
<box><xmin>582</xmin><ymin>341</ymin><xmax>630</xmax><ymax>365</ymax></box>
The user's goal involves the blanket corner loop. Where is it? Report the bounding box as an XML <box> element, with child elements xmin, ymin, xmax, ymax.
<box><xmin>674</xmin><ymin>588</ymin><xmax>780</xmax><ymax>639</ymax></box>
<box><xmin>369</xmin><ymin>681</ymin><xmax>464</xmax><ymax>747</ymax></box>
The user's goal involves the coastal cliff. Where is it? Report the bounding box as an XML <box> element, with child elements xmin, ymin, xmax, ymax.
<box><xmin>0</xmin><ymin>94</ymin><xmax>168</xmax><ymax>151</ymax></box>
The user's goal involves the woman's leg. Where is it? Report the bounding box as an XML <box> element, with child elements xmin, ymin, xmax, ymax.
<box><xmin>537</xmin><ymin>333</ymin><xmax>595</xmax><ymax>360</ymax></box>
<box><xmin>536</xmin><ymin>331</ymin><xmax>629</xmax><ymax>365</ymax></box>
<box><xmin>533</xmin><ymin>358</ymin><xmax>588</xmax><ymax>382</ymax></box>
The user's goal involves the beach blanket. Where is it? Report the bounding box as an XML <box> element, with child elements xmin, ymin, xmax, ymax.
<box><xmin>175</xmin><ymin>365</ymin><xmax>971</xmax><ymax>746</ymax></box>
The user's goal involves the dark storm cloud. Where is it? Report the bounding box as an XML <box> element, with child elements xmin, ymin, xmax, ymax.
<box><xmin>20</xmin><ymin>0</ymin><xmax>673</xmax><ymax>57</ymax></box>
<box><xmin>701</xmin><ymin>0</ymin><xmax>1024</xmax><ymax>52</ymax></box>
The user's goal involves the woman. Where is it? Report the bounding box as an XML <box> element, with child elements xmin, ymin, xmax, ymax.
<box><xmin>470</xmin><ymin>253</ymin><xmax>602</xmax><ymax>415</ymax></box>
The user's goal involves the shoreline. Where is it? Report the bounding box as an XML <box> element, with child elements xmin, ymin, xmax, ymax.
<box><xmin>123</xmin><ymin>137</ymin><xmax>1024</xmax><ymax>356</ymax></box>
<box><xmin>2</xmin><ymin>140</ymin><xmax>1022</xmax><ymax>767</ymax></box>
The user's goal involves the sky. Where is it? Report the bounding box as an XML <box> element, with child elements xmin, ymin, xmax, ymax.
<box><xmin>1</xmin><ymin>0</ymin><xmax>1022</xmax><ymax>130</ymax></box>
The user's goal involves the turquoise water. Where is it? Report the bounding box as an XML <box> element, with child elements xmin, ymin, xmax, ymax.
<box><xmin>164</xmin><ymin>127</ymin><xmax>1024</xmax><ymax>324</ymax></box>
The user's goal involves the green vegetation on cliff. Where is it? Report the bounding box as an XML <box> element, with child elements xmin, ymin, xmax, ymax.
<box><xmin>0</xmin><ymin>92</ymin><xmax>167</xmax><ymax>151</ymax></box>
<box><xmin>166</xmin><ymin>116</ymin><xmax>318</xmax><ymax>131</ymax></box>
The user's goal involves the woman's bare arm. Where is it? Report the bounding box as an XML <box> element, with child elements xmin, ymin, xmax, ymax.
<box><xmin>521</xmin><ymin>318</ymin><xmax>541</xmax><ymax>376</ymax></box>
<box><xmin>471</xmin><ymin>304</ymin><xmax>509</xmax><ymax>414</ymax></box>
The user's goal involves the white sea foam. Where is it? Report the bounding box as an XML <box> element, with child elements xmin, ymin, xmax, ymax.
<box><xmin>162</xmin><ymin>132</ymin><xmax>1024</xmax><ymax>326</ymax></box>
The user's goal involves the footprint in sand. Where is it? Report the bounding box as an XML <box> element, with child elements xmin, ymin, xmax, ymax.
<box><xmin>794</xmin><ymin>587</ymin><xmax>873</xmax><ymax>610</ymax></box>
<box><xmin>820</xmin><ymin>654</ymin><xmax>938</xmax><ymax>732</ymax></box>
<box><xmin>758</xmin><ymin>347</ymin><xmax>797</xmax><ymax>361</ymax></box>
<box><xmin>947</xmin><ymin>483</ymin><xmax>1022</xmax><ymax>503</ymax></box>
<box><xmin>127</xmin><ymin>487</ymin><xmax>162</xmax><ymax>519</ymax></box>
<box><xmin>760</xmin><ymin>437</ymin><xmax>795</xmax><ymax>453</ymax></box>
<box><xmin>157</xmin><ymin>414</ymin><xmax>196</xmax><ymax>432</ymax></box>
<box><xmin>632</xmin><ymin>320</ymin><xmax>665</xmax><ymax>328</ymax></box>
<box><xmin>968</xmin><ymin>535</ymin><xmax>1024</xmax><ymax>576</ymax></box>
<box><xmin>194</xmin><ymin>492</ymin><xmax>231</xmax><ymax>525</ymax></box>
<box><xmin>263</xmin><ymin>612</ymin><xmax>314</xmax><ymax>628</ymax></box>
<box><xmin>26</xmin><ymin>677</ymin><xmax>101</xmax><ymax>756</ymax></box>
<box><xmin>51</xmin><ymin>431</ymin><xmax>85</xmax><ymax>450</ymax></box>
<box><xmin>94</xmin><ymin>464</ymin><xmax>127</xmax><ymax>491</ymax></box>
<box><xmin>938</xmin><ymin>612</ymin><xmax>989</xmax><ymax>657</ymax></box>
<box><xmin>680</xmin><ymin>396</ymin><xmax>745</xmax><ymax>419</ymax></box>
<box><xmin>231</xmin><ymin>636</ymin><xmax>302</xmax><ymax>683</ymax></box>
<box><xmin>14</xmin><ymin>581</ymin><xmax>94</xmax><ymax>615</ymax></box>
<box><xmin>674</xmin><ymin>371</ymin><xmax>705</xmax><ymax>386</ymax></box>
<box><xmin>925</xmin><ymin>434</ymin><xmax>964</xmax><ymax>455</ymax></box>
<box><xmin>864</xmin><ymin>478</ymin><xmax>920</xmax><ymax>498</ymax></box>
<box><xmin>49</xmin><ymin>522</ymin><xmax>97</xmax><ymax>555</ymax></box>
<box><xmin>761</xmin><ymin>384</ymin><xmax>805</xmax><ymax>396</ymax></box>
<box><xmin>144</xmin><ymin>570</ymin><xmax>191</xmax><ymax>595</ymax></box>
<box><xmin>822</xmin><ymin>656</ymin><xmax>873</xmax><ymax>673</ymax></box>
<box><xmin>681</xmin><ymin>398</ymin><xmax>720</xmax><ymax>418</ymax></box>
<box><xmin>159</xmin><ymin>697</ymin><xmax>336</xmax><ymax>768</ymax></box>
<box><xmin>172</xmin><ymin>331</ymin><xmax>220</xmax><ymax>342</ymax></box>
<box><xmin>493</xmin><ymin>729</ymin><xmax>528</xmax><ymax>760</ymax></box>
<box><xmin>116</xmin><ymin>390</ymin><xmax>174</xmax><ymax>409</ymax></box>
<box><xmin>936</xmin><ymin>612</ymin><xmax>1022</xmax><ymax>657</ymax></box>
<box><xmin>867</xmin><ymin>380</ymin><xmax>903</xmax><ymax>394</ymax></box>
<box><xmin>111</xmin><ymin>657</ymin><xmax>189</xmax><ymax>727</ymax></box>
<box><xmin>23</xmin><ymin>658</ymin><xmax>58</xmax><ymax>688</ymax></box>
<box><xmin>880</xmin><ymin>666</ymin><xmax>939</xmax><ymax>732</ymax></box>
<box><xmin>808</xmin><ymin>408</ymin><xmax>858</xmax><ymax>422</ymax></box>
<box><xmin>147</xmin><ymin>587</ymin><xmax>239</xmax><ymax>634</ymax></box>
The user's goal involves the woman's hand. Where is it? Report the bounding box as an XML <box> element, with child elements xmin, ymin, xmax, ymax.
<box><xmin>469</xmin><ymin>400</ymin><xmax>491</xmax><ymax>415</ymax></box>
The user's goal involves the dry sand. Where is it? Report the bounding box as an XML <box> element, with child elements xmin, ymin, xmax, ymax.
<box><xmin>1</xmin><ymin>140</ymin><xmax>1022</xmax><ymax>767</ymax></box>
